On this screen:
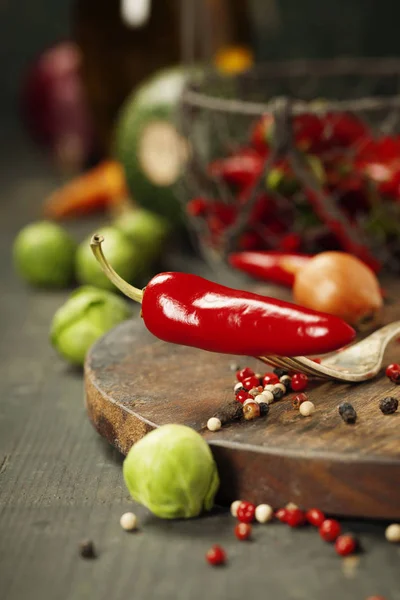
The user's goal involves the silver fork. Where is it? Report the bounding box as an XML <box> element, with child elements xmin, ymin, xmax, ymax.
<box><xmin>258</xmin><ymin>321</ymin><xmax>400</xmax><ymax>382</ymax></box>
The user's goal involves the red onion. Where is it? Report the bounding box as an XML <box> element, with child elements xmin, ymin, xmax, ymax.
<box><xmin>21</xmin><ymin>41</ymin><xmax>95</xmax><ymax>170</ymax></box>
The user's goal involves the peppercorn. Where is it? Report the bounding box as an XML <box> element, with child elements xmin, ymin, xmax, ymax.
<box><xmin>237</xmin><ymin>501</ymin><xmax>256</xmax><ymax>523</ymax></box>
<box><xmin>262</xmin><ymin>373</ymin><xmax>279</xmax><ymax>386</ymax></box>
<box><xmin>299</xmin><ymin>401</ymin><xmax>315</xmax><ymax>417</ymax></box>
<box><xmin>273</xmin><ymin>367</ymin><xmax>288</xmax><ymax>378</ymax></box>
<box><xmin>292</xmin><ymin>393</ymin><xmax>308</xmax><ymax>409</ymax></box>
<box><xmin>280</xmin><ymin>375</ymin><xmax>292</xmax><ymax>392</ymax></box>
<box><xmin>319</xmin><ymin>519</ymin><xmax>341</xmax><ymax>542</ymax></box>
<box><xmin>274</xmin><ymin>382</ymin><xmax>287</xmax><ymax>394</ymax></box>
<box><xmin>385</xmin><ymin>523</ymin><xmax>400</xmax><ymax>543</ymax></box>
<box><xmin>249</xmin><ymin>386</ymin><xmax>264</xmax><ymax>397</ymax></box>
<box><xmin>79</xmin><ymin>539</ymin><xmax>96</xmax><ymax>558</ymax></box>
<box><xmin>306</xmin><ymin>508</ymin><xmax>325</xmax><ymax>527</ymax></box>
<box><xmin>286</xmin><ymin>508</ymin><xmax>305</xmax><ymax>527</ymax></box>
<box><xmin>230</xmin><ymin>500</ymin><xmax>241</xmax><ymax>517</ymax></box>
<box><xmin>272</xmin><ymin>387</ymin><xmax>285</xmax><ymax>401</ymax></box>
<box><xmin>255</xmin><ymin>504</ymin><xmax>273</xmax><ymax>523</ymax></box>
<box><xmin>338</xmin><ymin>402</ymin><xmax>357</xmax><ymax>424</ymax></box>
<box><xmin>258</xmin><ymin>402</ymin><xmax>269</xmax><ymax>417</ymax></box>
<box><xmin>275</xmin><ymin>508</ymin><xmax>288</xmax><ymax>522</ymax></box>
<box><xmin>291</xmin><ymin>373</ymin><xmax>308</xmax><ymax>392</ymax></box>
<box><xmin>385</xmin><ymin>363</ymin><xmax>400</xmax><ymax>381</ymax></box>
<box><xmin>389</xmin><ymin>370</ymin><xmax>400</xmax><ymax>384</ymax></box>
<box><xmin>120</xmin><ymin>512</ymin><xmax>138</xmax><ymax>531</ymax></box>
<box><xmin>237</xmin><ymin>367</ymin><xmax>254</xmax><ymax>382</ymax></box>
<box><xmin>263</xmin><ymin>384</ymin><xmax>275</xmax><ymax>392</ymax></box>
<box><xmin>237</xmin><ymin>390</ymin><xmax>252</xmax><ymax>404</ymax></box>
<box><xmin>379</xmin><ymin>396</ymin><xmax>398</xmax><ymax>415</ymax></box>
<box><xmin>243</xmin><ymin>401</ymin><xmax>261</xmax><ymax>420</ymax></box>
<box><xmin>234</xmin><ymin>522</ymin><xmax>252</xmax><ymax>541</ymax></box>
<box><xmin>242</xmin><ymin>375</ymin><xmax>261</xmax><ymax>390</ymax></box>
<box><xmin>206</xmin><ymin>544</ymin><xmax>226</xmax><ymax>566</ymax></box>
<box><xmin>335</xmin><ymin>534</ymin><xmax>357</xmax><ymax>556</ymax></box>
<box><xmin>234</xmin><ymin>382</ymin><xmax>245</xmax><ymax>394</ymax></box>
<box><xmin>207</xmin><ymin>417</ymin><xmax>222</xmax><ymax>432</ymax></box>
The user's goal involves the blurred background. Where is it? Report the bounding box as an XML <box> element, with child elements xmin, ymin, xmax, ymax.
<box><xmin>5</xmin><ymin>0</ymin><xmax>400</xmax><ymax>320</ymax></box>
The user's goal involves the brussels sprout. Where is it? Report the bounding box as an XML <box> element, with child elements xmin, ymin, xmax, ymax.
<box><xmin>113</xmin><ymin>208</ymin><xmax>168</xmax><ymax>262</ymax></box>
<box><xmin>50</xmin><ymin>285</ymin><xmax>131</xmax><ymax>366</ymax></box>
<box><xmin>76</xmin><ymin>227</ymin><xmax>140</xmax><ymax>290</ymax></box>
<box><xmin>13</xmin><ymin>221</ymin><xmax>76</xmax><ymax>287</ymax></box>
<box><xmin>123</xmin><ymin>424</ymin><xmax>220</xmax><ymax>519</ymax></box>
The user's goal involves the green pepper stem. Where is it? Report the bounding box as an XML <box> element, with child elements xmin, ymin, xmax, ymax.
<box><xmin>90</xmin><ymin>234</ymin><xmax>144</xmax><ymax>304</ymax></box>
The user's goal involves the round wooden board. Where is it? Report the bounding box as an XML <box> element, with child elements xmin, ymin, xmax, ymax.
<box><xmin>85</xmin><ymin>312</ymin><xmax>400</xmax><ymax>520</ymax></box>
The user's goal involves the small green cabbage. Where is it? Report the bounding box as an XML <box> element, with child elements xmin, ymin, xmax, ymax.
<box><xmin>13</xmin><ymin>221</ymin><xmax>76</xmax><ymax>287</ymax></box>
<box><xmin>113</xmin><ymin>208</ymin><xmax>168</xmax><ymax>263</ymax></box>
<box><xmin>123</xmin><ymin>424</ymin><xmax>220</xmax><ymax>519</ymax></box>
<box><xmin>50</xmin><ymin>286</ymin><xmax>131</xmax><ymax>366</ymax></box>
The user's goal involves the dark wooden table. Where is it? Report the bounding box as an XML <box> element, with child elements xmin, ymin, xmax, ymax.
<box><xmin>0</xmin><ymin>133</ymin><xmax>399</xmax><ymax>600</ymax></box>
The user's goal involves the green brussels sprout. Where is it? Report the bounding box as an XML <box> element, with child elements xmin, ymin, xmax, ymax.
<box><xmin>123</xmin><ymin>424</ymin><xmax>220</xmax><ymax>519</ymax></box>
<box><xmin>76</xmin><ymin>227</ymin><xmax>140</xmax><ymax>290</ymax></box>
<box><xmin>50</xmin><ymin>285</ymin><xmax>131</xmax><ymax>366</ymax></box>
<box><xmin>113</xmin><ymin>208</ymin><xmax>168</xmax><ymax>262</ymax></box>
<box><xmin>13</xmin><ymin>221</ymin><xmax>76</xmax><ymax>287</ymax></box>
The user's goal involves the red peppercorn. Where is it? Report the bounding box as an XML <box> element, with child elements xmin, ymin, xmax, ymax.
<box><xmin>242</xmin><ymin>375</ymin><xmax>261</xmax><ymax>390</ymax></box>
<box><xmin>237</xmin><ymin>501</ymin><xmax>256</xmax><ymax>523</ymax></box>
<box><xmin>275</xmin><ymin>508</ymin><xmax>288</xmax><ymax>523</ymax></box>
<box><xmin>292</xmin><ymin>393</ymin><xmax>308</xmax><ymax>409</ymax></box>
<box><xmin>291</xmin><ymin>373</ymin><xmax>308</xmax><ymax>392</ymax></box>
<box><xmin>262</xmin><ymin>373</ymin><xmax>279</xmax><ymax>386</ymax></box>
<box><xmin>319</xmin><ymin>519</ymin><xmax>341</xmax><ymax>542</ymax></box>
<box><xmin>312</xmin><ymin>357</ymin><xmax>321</xmax><ymax>364</ymax></box>
<box><xmin>186</xmin><ymin>197</ymin><xmax>208</xmax><ymax>217</ymax></box>
<box><xmin>385</xmin><ymin>363</ymin><xmax>400</xmax><ymax>379</ymax></box>
<box><xmin>236</xmin><ymin>390</ymin><xmax>252</xmax><ymax>404</ymax></box>
<box><xmin>285</xmin><ymin>508</ymin><xmax>305</xmax><ymax>527</ymax></box>
<box><xmin>234</xmin><ymin>522</ymin><xmax>252</xmax><ymax>541</ymax></box>
<box><xmin>306</xmin><ymin>508</ymin><xmax>325</xmax><ymax>527</ymax></box>
<box><xmin>335</xmin><ymin>534</ymin><xmax>357</xmax><ymax>556</ymax></box>
<box><xmin>206</xmin><ymin>544</ymin><xmax>226</xmax><ymax>566</ymax></box>
<box><xmin>237</xmin><ymin>367</ymin><xmax>254</xmax><ymax>382</ymax></box>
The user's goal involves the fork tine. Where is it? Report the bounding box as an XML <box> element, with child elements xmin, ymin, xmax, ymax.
<box><xmin>258</xmin><ymin>356</ymin><xmax>282</xmax><ymax>369</ymax></box>
<box><xmin>284</xmin><ymin>357</ymin><xmax>331</xmax><ymax>378</ymax></box>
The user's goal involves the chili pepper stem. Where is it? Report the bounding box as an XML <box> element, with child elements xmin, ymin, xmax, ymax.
<box><xmin>90</xmin><ymin>234</ymin><xmax>144</xmax><ymax>304</ymax></box>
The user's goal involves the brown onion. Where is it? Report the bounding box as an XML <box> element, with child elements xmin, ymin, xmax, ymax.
<box><xmin>293</xmin><ymin>251</ymin><xmax>382</xmax><ymax>328</ymax></box>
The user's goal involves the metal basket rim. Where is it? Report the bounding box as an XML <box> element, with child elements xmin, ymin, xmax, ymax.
<box><xmin>182</xmin><ymin>58</ymin><xmax>400</xmax><ymax>116</ymax></box>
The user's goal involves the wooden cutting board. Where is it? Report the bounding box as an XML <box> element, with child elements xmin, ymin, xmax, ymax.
<box><xmin>84</xmin><ymin>285</ymin><xmax>400</xmax><ymax>520</ymax></box>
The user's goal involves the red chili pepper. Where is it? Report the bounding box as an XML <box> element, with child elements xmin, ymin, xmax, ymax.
<box><xmin>90</xmin><ymin>235</ymin><xmax>356</xmax><ymax>357</ymax></box>
<box><xmin>228</xmin><ymin>251</ymin><xmax>312</xmax><ymax>287</ymax></box>
<box><xmin>208</xmin><ymin>148</ymin><xmax>264</xmax><ymax>188</ymax></box>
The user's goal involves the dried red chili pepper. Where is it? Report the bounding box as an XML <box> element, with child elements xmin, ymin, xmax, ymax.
<box><xmin>229</xmin><ymin>251</ymin><xmax>312</xmax><ymax>287</ymax></box>
<box><xmin>90</xmin><ymin>235</ymin><xmax>355</xmax><ymax>357</ymax></box>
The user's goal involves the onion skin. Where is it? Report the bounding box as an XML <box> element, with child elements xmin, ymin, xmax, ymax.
<box><xmin>293</xmin><ymin>251</ymin><xmax>383</xmax><ymax>327</ymax></box>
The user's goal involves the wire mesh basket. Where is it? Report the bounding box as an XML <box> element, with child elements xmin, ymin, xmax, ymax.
<box><xmin>176</xmin><ymin>58</ymin><xmax>400</xmax><ymax>273</ymax></box>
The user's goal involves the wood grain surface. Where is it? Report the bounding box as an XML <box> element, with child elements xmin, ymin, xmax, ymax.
<box><xmin>85</xmin><ymin>291</ymin><xmax>400</xmax><ymax>520</ymax></box>
<box><xmin>1</xmin><ymin>135</ymin><xmax>400</xmax><ymax>600</ymax></box>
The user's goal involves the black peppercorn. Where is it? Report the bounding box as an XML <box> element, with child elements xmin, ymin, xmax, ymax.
<box><xmin>379</xmin><ymin>396</ymin><xmax>398</xmax><ymax>415</ymax></box>
<box><xmin>273</xmin><ymin>367</ymin><xmax>288</xmax><ymax>378</ymax></box>
<box><xmin>272</xmin><ymin>387</ymin><xmax>285</xmax><ymax>401</ymax></box>
<box><xmin>259</xmin><ymin>402</ymin><xmax>269</xmax><ymax>417</ymax></box>
<box><xmin>338</xmin><ymin>402</ymin><xmax>357</xmax><ymax>424</ymax></box>
<box><xmin>280</xmin><ymin>375</ymin><xmax>292</xmax><ymax>392</ymax></box>
<box><xmin>79</xmin><ymin>539</ymin><xmax>96</xmax><ymax>559</ymax></box>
